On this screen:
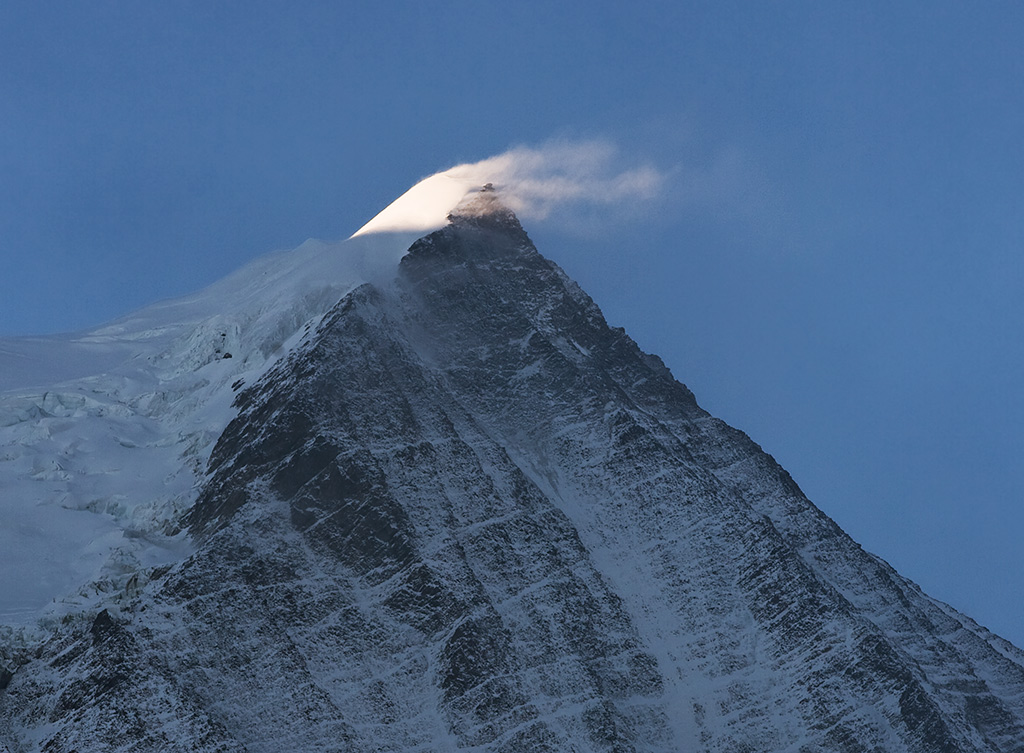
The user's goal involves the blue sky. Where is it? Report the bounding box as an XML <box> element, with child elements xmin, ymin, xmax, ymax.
<box><xmin>2</xmin><ymin>2</ymin><xmax>1022</xmax><ymax>646</ymax></box>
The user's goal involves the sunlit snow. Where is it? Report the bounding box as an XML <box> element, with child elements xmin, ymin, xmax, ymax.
<box><xmin>351</xmin><ymin>173</ymin><xmax>480</xmax><ymax>237</ymax></box>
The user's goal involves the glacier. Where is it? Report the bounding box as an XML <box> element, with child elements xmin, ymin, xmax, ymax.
<box><xmin>0</xmin><ymin>226</ymin><xmax>430</xmax><ymax>629</ymax></box>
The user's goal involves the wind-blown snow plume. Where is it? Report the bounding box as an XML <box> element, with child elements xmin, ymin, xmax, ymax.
<box><xmin>447</xmin><ymin>140</ymin><xmax>665</xmax><ymax>220</ymax></box>
<box><xmin>352</xmin><ymin>140</ymin><xmax>666</xmax><ymax>237</ymax></box>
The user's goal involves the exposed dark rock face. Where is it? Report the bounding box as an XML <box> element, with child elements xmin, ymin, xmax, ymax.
<box><xmin>2</xmin><ymin>201</ymin><xmax>1023</xmax><ymax>752</ymax></box>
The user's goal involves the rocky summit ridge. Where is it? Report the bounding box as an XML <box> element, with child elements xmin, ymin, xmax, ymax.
<box><xmin>2</xmin><ymin>195</ymin><xmax>1024</xmax><ymax>752</ymax></box>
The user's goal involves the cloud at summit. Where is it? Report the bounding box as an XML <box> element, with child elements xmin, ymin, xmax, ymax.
<box><xmin>353</xmin><ymin>139</ymin><xmax>674</xmax><ymax>237</ymax></box>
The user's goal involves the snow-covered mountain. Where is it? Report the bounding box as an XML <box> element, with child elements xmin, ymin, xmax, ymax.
<box><xmin>2</xmin><ymin>185</ymin><xmax>1023</xmax><ymax>752</ymax></box>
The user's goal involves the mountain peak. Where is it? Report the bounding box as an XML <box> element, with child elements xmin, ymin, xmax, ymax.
<box><xmin>6</xmin><ymin>170</ymin><xmax>1024</xmax><ymax>752</ymax></box>
<box><xmin>447</xmin><ymin>183</ymin><xmax>524</xmax><ymax>233</ymax></box>
<box><xmin>351</xmin><ymin>175</ymin><xmax>524</xmax><ymax>240</ymax></box>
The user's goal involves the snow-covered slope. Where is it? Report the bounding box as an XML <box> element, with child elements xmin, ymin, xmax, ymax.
<box><xmin>2</xmin><ymin>187</ymin><xmax>1024</xmax><ymax>752</ymax></box>
<box><xmin>0</xmin><ymin>226</ymin><xmax>432</xmax><ymax>631</ymax></box>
